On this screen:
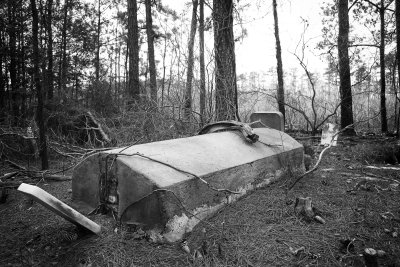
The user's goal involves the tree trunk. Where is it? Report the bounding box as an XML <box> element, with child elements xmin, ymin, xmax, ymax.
<box><xmin>380</xmin><ymin>0</ymin><xmax>388</xmax><ymax>133</ymax></box>
<box><xmin>161</xmin><ymin>35</ymin><xmax>167</xmax><ymax>107</ymax></box>
<box><xmin>184</xmin><ymin>0</ymin><xmax>198</xmax><ymax>121</ymax></box>
<box><xmin>213</xmin><ymin>0</ymin><xmax>239</xmax><ymax>121</ymax></box>
<box><xmin>273</xmin><ymin>0</ymin><xmax>285</xmax><ymax>123</ymax></box>
<box><xmin>127</xmin><ymin>0</ymin><xmax>140</xmax><ymax>103</ymax></box>
<box><xmin>46</xmin><ymin>0</ymin><xmax>54</xmax><ymax>102</ymax></box>
<box><xmin>145</xmin><ymin>0</ymin><xmax>157</xmax><ymax>105</ymax></box>
<box><xmin>59</xmin><ymin>0</ymin><xmax>69</xmax><ymax>98</ymax></box>
<box><xmin>396</xmin><ymin>0</ymin><xmax>400</xmax><ymax>138</ymax></box>
<box><xmin>8</xmin><ymin>0</ymin><xmax>19</xmax><ymax>123</ymax></box>
<box><xmin>199</xmin><ymin>0</ymin><xmax>206</xmax><ymax>125</ymax></box>
<box><xmin>337</xmin><ymin>0</ymin><xmax>355</xmax><ymax>135</ymax></box>
<box><xmin>95</xmin><ymin>0</ymin><xmax>101</xmax><ymax>83</ymax></box>
<box><xmin>0</xmin><ymin>28</ymin><xmax>4</xmax><ymax>120</ymax></box>
<box><xmin>18</xmin><ymin>8</ymin><xmax>26</xmax><ymax>118</ymax></box>
<box><xmin>31</xmin><ymin>0</ymin><xmax>49</xmax><ymax>170</ymax></box>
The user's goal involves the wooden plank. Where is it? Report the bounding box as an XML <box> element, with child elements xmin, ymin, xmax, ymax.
<box><xmin>18</xmin><ymin>183</ymin><xmax>101</xmax><ymax>234</ymax></box>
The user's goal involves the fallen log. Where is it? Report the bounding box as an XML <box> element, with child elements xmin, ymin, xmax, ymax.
<box><xmin>0</xmin><ymin>172</ymin><xmax>18</xmax><ymax>180</ymax></box>
<box><xmin>86</xmin><ymin>111</ymin><xmax>111</xmax><ymax>144</ymax></box>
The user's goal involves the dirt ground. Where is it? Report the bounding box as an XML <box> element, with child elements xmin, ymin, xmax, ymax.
<box><xmin>1</xmin><ymin>136</ymin><xmax>400</xmax><ymax>266</ymax></box>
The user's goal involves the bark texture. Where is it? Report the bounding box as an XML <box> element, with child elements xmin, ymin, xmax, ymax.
<box><xmin>337</xmin><ymin>0</ymin><xmax>355</xmax><ymax>134</ymax></box>
<box><xmin>380</xmin><ymin>0</ymin><xmax>388</xmax><ymax>133</ymax></box>
<box><xmin>199</xmin><ymin>0</ymin><xmax>206</xmax><ymax>124</ymax></box>
<box><xmin>396</xmin><ymin>0</ymin><xmax>400</xmax><ymax>137</ymax></box>
<box><xmin>145</xmin><ymin>0</ymin><xmax>157</xmax><ymax>104</ymax></box>
<box><xmin>46</xmin><ymin>0</ymin><xmax>54</xmax><ymax>101</ymax></box>
<box><xmin>273</xmin><ymin>0</ymin><xmax>285</xmax><ymax>122</ymax></box>
<box><xmin>184</xmin><ymin>0</ymin><xmax>198</xmax><ymax>120</ymax></box>
<box><xmin>127</xmin><ymin>0</ymin><xmax>140</xmax><ymax>103</ymax></box>
<box><xmin>213</xmin><ymin>0</ymin><xmax>238</xmax><ymax>121</ymax></box>
<box><xmin>31</xmin><ymin>0</ymin><xmax>49</xmax><ymax>170</ymax></box>
<box><xmin>8</xmin><ymin>0</ymin><xmax>19</xmax><ymax>122</ymax></box>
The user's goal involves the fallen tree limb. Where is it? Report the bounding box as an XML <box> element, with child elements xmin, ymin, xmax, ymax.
<box><xmin>5</xmin><ymin>160</ymin><xmax>26</xmax><ymax>170</ymax></box>
<box><xmin>287</xmin><ymin>123</ymin><xmax>356</xmax><ymax>191</ymax></box>
<box><xmin>365</xmin><ymin>166</ymin><xmax>400</xmax><ymax>171</ymax></box>
<box><xmin>0</xmin><ymin>170</ymin><xmax>71</xmax><ymax>189</ymax></box>
<box><xmin>287</xmin><ymin>142</ymin><xmax>333</xmax><ymax>191</ymax></box>
<box><xmin>87</xmin><ymin>111</ymin><xmax>111</xmax><ymax>144</ymax></box>
<box><xmin>359</xmin><ymin>171</ymin><xmax>399</xmax><ymax>184</ymax></box>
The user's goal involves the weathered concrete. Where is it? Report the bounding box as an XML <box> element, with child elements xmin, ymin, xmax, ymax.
<box><xmin>72</xmin><ymin>127</ymin><xmax>304</xmax><ymax>242</ymax></box>
<box><xmin>250</xmin><ymin>111</ymin><xmax>284</xmax><ymax>131</ymax></box>
<box><xmin>18</xmin><ymin>183</ymin><xmax>101</xmax><ymax>234</ymax></box>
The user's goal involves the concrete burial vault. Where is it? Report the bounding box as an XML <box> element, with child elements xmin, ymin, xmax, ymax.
<box><xmin>71</xmin><ymin>127</ymin><xmax>304</xmax><ymax>242</ymax></box>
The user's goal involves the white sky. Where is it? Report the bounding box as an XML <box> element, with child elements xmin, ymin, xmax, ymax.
<box><xmin>165</xmin><ymin>0</ymin><xmax>327</xmax><ymax>75</ymax></box>
<box><xmin>236</xmin><ymin>0</ymin><xmax>326</xmax><ymax>73</ymax></box>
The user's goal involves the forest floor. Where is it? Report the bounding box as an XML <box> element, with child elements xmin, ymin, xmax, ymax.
<box><xmin>1</xmin><ymin>135</ymin><xmax>400</xmax><ymax>266</ymax></box>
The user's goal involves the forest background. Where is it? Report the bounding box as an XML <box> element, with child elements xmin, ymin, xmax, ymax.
<box><xmin>1</xmin><ymin>0</ymin><xmax>400</xmax><ymax>170</ymax></box>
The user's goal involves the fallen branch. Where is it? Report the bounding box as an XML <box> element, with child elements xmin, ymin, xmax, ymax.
<box><xmin>87</xmin><ymin>111</ymin><xmax>111</xmax><ymax>144</ymax></box>
<box><xmin>0</xmin><ymin>169</ymin><xmax>71</xmax><ymax>189</ymax></box>
<box><xmin>5</xmin><ymin>160</ymin><xmax>26</xmax><ymax>170</ymax></box>
<box><xmin>287</xmin><ymin>123</ymin><xmax>359</xmax><ymax>191</ymax></box>
<box><xmin>287</xmin><ymin>141</ymin><xmax>333</xmax><ymax>191</ymax></box>
<box><xmin>359</xmin><ymin>171</ymin><xmax>399</xmax><ymax>184</ymax></box>
<box><xmin>365</xmin><ymin>166</ymin><xmax>400</xmax><ymax>171</ymax></box>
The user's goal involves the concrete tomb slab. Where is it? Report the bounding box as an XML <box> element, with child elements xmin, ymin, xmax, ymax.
<box><xmin>72</xmin><ymin>127</ymin><xmax>304</xmax><ymax>242</ymax></box>
<box><xmin>250</xmin><ymin>111</ymin><xmax>284</xmax><ymax>131</ymax></box>
<box><xmin>17</xmin><ymin>183</ymin><xmax>101</xmax><ymax>234</ymax></box>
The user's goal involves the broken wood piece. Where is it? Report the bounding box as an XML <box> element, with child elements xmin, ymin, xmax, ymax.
<box><xmin>180</xmin><ymin>239</ymin><xmax>191</xmax><ymax>254</ymax></box>
<box><xmin>314</xmin><ymin>215</ymin><xmax>326</xmax><ymax>224</ymax></box>
<box><xmin>289</xmin><ymin>246</ymin><xmax>305</xmax><ymax>256</ymax></box>
<box><xmin>363</xmin><ymin>248</ymin><xmax>378</xmax><ymax>267</ymax></box>
<box><xmin>17</xmin><ymin>183</ymin><xmax>101</xmax><ymax>234</ymax></box>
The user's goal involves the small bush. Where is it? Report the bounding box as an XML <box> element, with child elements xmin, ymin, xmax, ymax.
<box><xmin>353</xmin><ymin>142</ymin><xmax>400</xmax><ymax>165</ymax></box>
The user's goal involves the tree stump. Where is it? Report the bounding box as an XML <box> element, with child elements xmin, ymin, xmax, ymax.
<box><xmin>294</xmin><ymin>197</ymin><xmax>314</xmax><ymax>221</ymax></box>
<box><xmin>363</xmin><ymin>248</ymin><xmax>378</xmax><ymax>267</ymax></box>
<box><xmin>294</xmin><ymin>197</ymin><xmax>325</xmax><ymax>223</ymax></box>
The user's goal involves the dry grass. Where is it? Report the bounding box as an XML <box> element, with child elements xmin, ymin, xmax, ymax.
<box><xmin>1</xmin><ymin>137</ymin><xmax>400</xmax><ymax>266</ymax></box>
